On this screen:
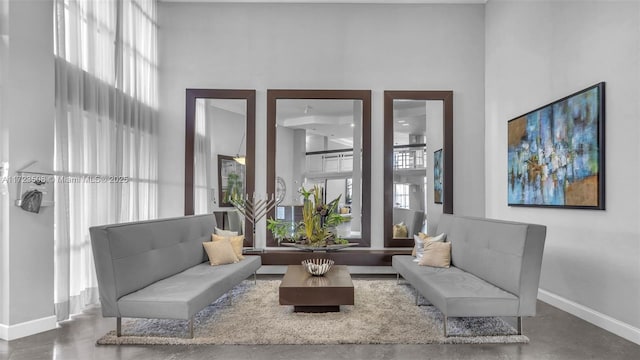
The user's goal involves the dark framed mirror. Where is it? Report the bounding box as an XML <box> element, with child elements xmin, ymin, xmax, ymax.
<box><xmin>185</xmin><ymin>89</ymin><xmax>255</xmax><ymax>246</ymax></box>
<box><xmin>383</xmin><ymin>91</ymin><xmax>453</xmax><ymax>248</ymax></box>
<box><xmin>266</xmin><ymin>90</ymin><xmax>371</xmax><ymax>247</ymax></box>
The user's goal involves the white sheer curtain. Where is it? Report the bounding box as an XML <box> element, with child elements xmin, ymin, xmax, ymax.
<box><xmin>53</xmin><ymin>0</ymin><xmax>158</xmax><ymax>321</ymax></box>
<box><xmin>194</xmin><ymin>99</ymin><xmax>210</xmax><ymax>215</ymax></box>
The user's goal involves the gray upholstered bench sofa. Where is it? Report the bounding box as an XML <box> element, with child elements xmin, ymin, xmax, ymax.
<box><xmin>90</xmin><ymin>214</ymin><xmax>261</xmax><ymax>338</ymax></box>
<box><xmin>392</xmin><ymin>214</ymin><xmax>546</xmax><ymax>337</ymax></box>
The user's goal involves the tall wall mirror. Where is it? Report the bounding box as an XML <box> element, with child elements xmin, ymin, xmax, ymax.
<box><xmin>266</xmin><ymin>90</ymin><xmax>371</xmax><ymax>247</ymax></box>
<box><xmin>383</xmin><ymin>91</ymin><xmax>453</xmax><ymax>247</ymax></box>
<box><xmin>185</xmin><ymin>89</ymin><xmax>255</xmax><ymax>246</ymax></box>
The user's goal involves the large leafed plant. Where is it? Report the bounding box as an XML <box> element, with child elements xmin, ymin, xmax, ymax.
<box><xmin>299</xmin><ymin>185</ymin><xmax>349</xmax><ymax>246</ymax></box>
<box><xmin>267</xmin><ymin>185</ymin><xmax>349</xmax><ymax>246</ymax></box>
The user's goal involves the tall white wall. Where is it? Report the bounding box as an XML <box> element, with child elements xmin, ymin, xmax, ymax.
<box><xmin>425</xmin><ymin>101</ymin><xmax>444</xmax><ymax>235</ymax></box>
<box><xmin>158</xmin><ymin>3</ymin><xmax>486</xmax><ymax>249</ymax></box>
<box><xmin>0</xmin><ymin>0</ymin><xmax>56</xmax><ymax>340</ymax></box>
<box><xmin>485</xmin><ymin>0</ymin><xmax>640</xmax><ymax>342</ymax></box>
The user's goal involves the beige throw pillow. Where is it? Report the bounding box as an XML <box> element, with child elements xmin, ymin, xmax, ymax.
<box><xmin>203</xmin><ymin>239</ymin><xmax>239</xmax><ymax>266</ymax></box>
<box><xmin>412</xmin><ymin>232</ymin><xmax>446</xmax><ymax>257</ymax></box>
<box><xmin>215</xmin><ymin>227</ymin><xmax>238</xmax><ymax>237</ymax></box>
<box><xmin>393</xmin><ymin>222</ymin><xmax>408</xmax><ymax>238</ymax></box>
<box><xmin>418</xmin><ymin>241</ymin><xmax>451</xmax><ymax>268</ymax></box>
<box><xmin>211</xmin><ymin>234</ymin><xmax>245</xmax><ymax>260</ymax></box>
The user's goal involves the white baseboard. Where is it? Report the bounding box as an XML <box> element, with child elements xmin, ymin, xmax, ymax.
<box><xmin>0</xmin><ymin>315</ymin><xmax>57</xmax><ymax>341</ymax></box>
<box><xmin>538</xmin><ymin>289</ymin><xmax>640</xmax><ymax>345</ymax></box>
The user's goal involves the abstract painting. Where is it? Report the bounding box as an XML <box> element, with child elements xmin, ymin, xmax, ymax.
<box><xmin>434</xmin><ymin>149</ymin><xmax>443</xmax><ymax>204</ymax></box>
<box><xmin>508</xmin><ymin>83</ymin><xmax>605</xmax><ymax>209</ymax></box>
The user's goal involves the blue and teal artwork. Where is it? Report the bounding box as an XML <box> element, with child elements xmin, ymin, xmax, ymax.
<box><xmin>434</xmin><ymin>149</ymin><xmax>443</xmax><ymax>204</ymax></box>
<box><xmin>507</xmin><ymin>83</ymin><xmax>605</xmax><ymax>209</ymax></box>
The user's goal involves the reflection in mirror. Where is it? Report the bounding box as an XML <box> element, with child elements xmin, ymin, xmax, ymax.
<box><xmin>384</xmin><ymin>91</ymin><xmax>453</xmax><ymax>248</ymax></box>
<box><xmin>391</xmin><ymin>100</ymin><xmax>443</xmax><ymax>240</ymax></box>
<box><xmin>185</xmin><ymin>89</ymin><xmax>255</xmax><ymax>246</ymax></box>
<box><xmin>217</xmin><ymin>155</ymin><xmax>245</xmax><ymax>208</ymax></box>
<box><xmin>193</xmin><ymin>99</ymin><xmax>247</xmax><ymax>213</ymax></box>
<box><xmin>275</xmin><ymin>99</ymin><xmax>362</xmax><ymax>241</ymax></box>
<box><xmin>267</xmin><ymin>90</ymin><xmax>371</xmax><ymax>247</ymax></box>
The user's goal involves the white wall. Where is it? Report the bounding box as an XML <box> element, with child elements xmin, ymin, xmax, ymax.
<box><xmin>485</xmin><ymin>0</ymin><xmax>640</xmax><ymax>342</ymax></box>
<box><xmin>426</xmin><ymin>100</ymin><xmax>444</xmax><ymax>234</ymax></box>
<box><xmin>158</xmin><ymin>3</ymin><xmax>486</xmax><ymax>248</ymax></box>
<box><xmin>0</xmin><ymin>0</ymin><xmax>56</xmax><ymax>339</ymax></box>
<box><xmin>0</xmin><ymin>0</ymin><xmax>8</xmax><ymax>330</ymax></box>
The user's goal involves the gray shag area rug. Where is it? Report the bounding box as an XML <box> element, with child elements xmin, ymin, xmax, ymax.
<box><xmin>97</xmin><ymin>280</ymin><xmax>528</xmax><ymax>345</ymax></box>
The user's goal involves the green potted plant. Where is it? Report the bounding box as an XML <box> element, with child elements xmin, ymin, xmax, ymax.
<box><xmin>297</xmin><ymin>185</ymin><xmax>349</xmax><ymax>247</ymax></box>
<box><xmin>223</xmin><ymin>172</ymin><xmax>242</xmax><ymax>205</ymax></box>
<box><xmin>266</xmin><ymin>217</ymin><xmax>293</xmax><ymax>245</ymax></box>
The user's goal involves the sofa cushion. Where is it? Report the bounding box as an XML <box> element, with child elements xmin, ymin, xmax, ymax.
<box><xmin>421</xmin><ymin>268</ymin><xmax>519</xmax><ymax>317</ymax></box>
<box><xmin>447</xmin><ymin>216</ymin><xmax>528</xmax><ymax>296</ymax></box>
<box><xmin>117</xmin><ymin>256</ymin><xmax>261</xmax><ymax>320</ymax></box>
<box><xmin>393</xmin><ymin>256</ymin><xmax>518</xmax><ymax>317</ymax></box>
<box><xmin>104</xmin><ymin>215</ymin><xmax>216</xmax><ymax>300</ymax></box>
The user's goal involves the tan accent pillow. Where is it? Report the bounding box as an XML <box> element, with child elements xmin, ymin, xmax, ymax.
<box><xmin>418</xmin><ymin>241</ymin><xmax>451</xmax><ymax>268</ymax></box>
<box><xmin>211</xmin><ymin>234</ymin><xmax>245</xmax><ymax>260</ymax></box>
<box><xmin>203</xmin><ymin>239</ymin><xmax>239</xmax><ymax>266</ymax></box>
<box><xmin>393</xmin><ymin>222</ymin><xmax>408</xmax><ymax>238</ymax></box>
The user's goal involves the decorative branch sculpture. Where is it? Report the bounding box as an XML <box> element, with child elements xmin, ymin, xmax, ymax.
<box><xmin>230</xmin><ymin>193</ymin><xmax>281</xmax><ymax>251</ymax></box>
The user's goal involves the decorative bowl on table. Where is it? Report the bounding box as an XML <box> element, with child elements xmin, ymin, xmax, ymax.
<box><xmin>301</xmin><ymin>258</ymin><xmax>334</xmax><ymax>276</ymax></box>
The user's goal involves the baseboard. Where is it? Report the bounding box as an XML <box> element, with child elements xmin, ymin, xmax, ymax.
<box><xmin>538</xmin><ymin>289</ymin><xmax>640</xmax><ymax>345</ymax></box>
<box><xmin>0</xmin><ymin>315</ymin><xmax>57</xmax><ymax>341</ymax></box>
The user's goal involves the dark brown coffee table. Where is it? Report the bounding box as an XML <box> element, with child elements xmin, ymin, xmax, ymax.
<box><xmin>279</xmin><ymin>265</ymin><xmax>354</xmax><ymax>312</ymax></box>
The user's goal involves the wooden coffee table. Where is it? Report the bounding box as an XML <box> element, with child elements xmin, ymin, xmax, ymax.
<box><xmin>279</xmin><ymin>265</ymin><xmax>354</xmax><ymax>312</ymax></box>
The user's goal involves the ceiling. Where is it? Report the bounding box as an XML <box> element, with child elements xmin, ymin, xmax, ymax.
<box><xmin>277</xmin><ymin>99</ymin><xmax>358</xmax><ymax>120</ymax></box>
<box><xmin>276</xmin><ymin>99</ymin><xmax>359</xmax><ymax>146</ymax></box>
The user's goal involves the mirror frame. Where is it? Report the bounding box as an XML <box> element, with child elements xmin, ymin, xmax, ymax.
<box><xmin>383</xmin><ymin>91</ymin><xmax>453</xmax><ymax>248</ymax></box>
<box><xmin>266</xmin><ymin>89</ymin><xmax>372</xmax><ymax>247</ymax></box>
<box><xmin>184</xmin><ymin>89</ymin><xmax>256</xmax><ymax>245</ymax></box>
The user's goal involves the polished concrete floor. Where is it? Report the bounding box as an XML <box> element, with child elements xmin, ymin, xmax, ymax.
<box><xmin>1</xmin><ymin>277</ymin><xmax>639</xmax><ymax>360</ymax></box>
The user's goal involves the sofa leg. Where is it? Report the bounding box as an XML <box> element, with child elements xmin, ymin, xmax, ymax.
<box><xmin>116</xmin><ymin>317</ymin><xmax>122</xmax><ymax>337</ymax></box>
<box><xmin>396</xmin><ymin>273</ymin><xmax>400</xmax><ymax>284</ymax></box>
<box><xmin>415</xmin><ymin>291</ymin><xmax>419</xmax><ymax>306</ymax></box>
<box><xmin>254</xmin><ymin>272</ymin><xmax>257</xmax><ymax>285</ymax></box>
<box><xmin>443</xmin><ymin>316</ymin><xmax>448</xmax><ymax>337</ymax></box>
<box><xmin>517</xmin><ymin>316</ymin><xmax>523</xmax><ymax>335</ymax></box>
<box><xmin>188</xmin><ymin>317</ymin><xmax>194</xmax><ymax>338</ymax></box>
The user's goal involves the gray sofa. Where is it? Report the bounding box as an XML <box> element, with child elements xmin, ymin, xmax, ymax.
<box><xmin>90</xmin><ymin>214</ymin><xmax>261</xmax><ymax>338</ymax></box>
<box><xmin>392</xmin><ymin>214</ymin><xmax>546</xmax><ymax>336</ymax></box>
